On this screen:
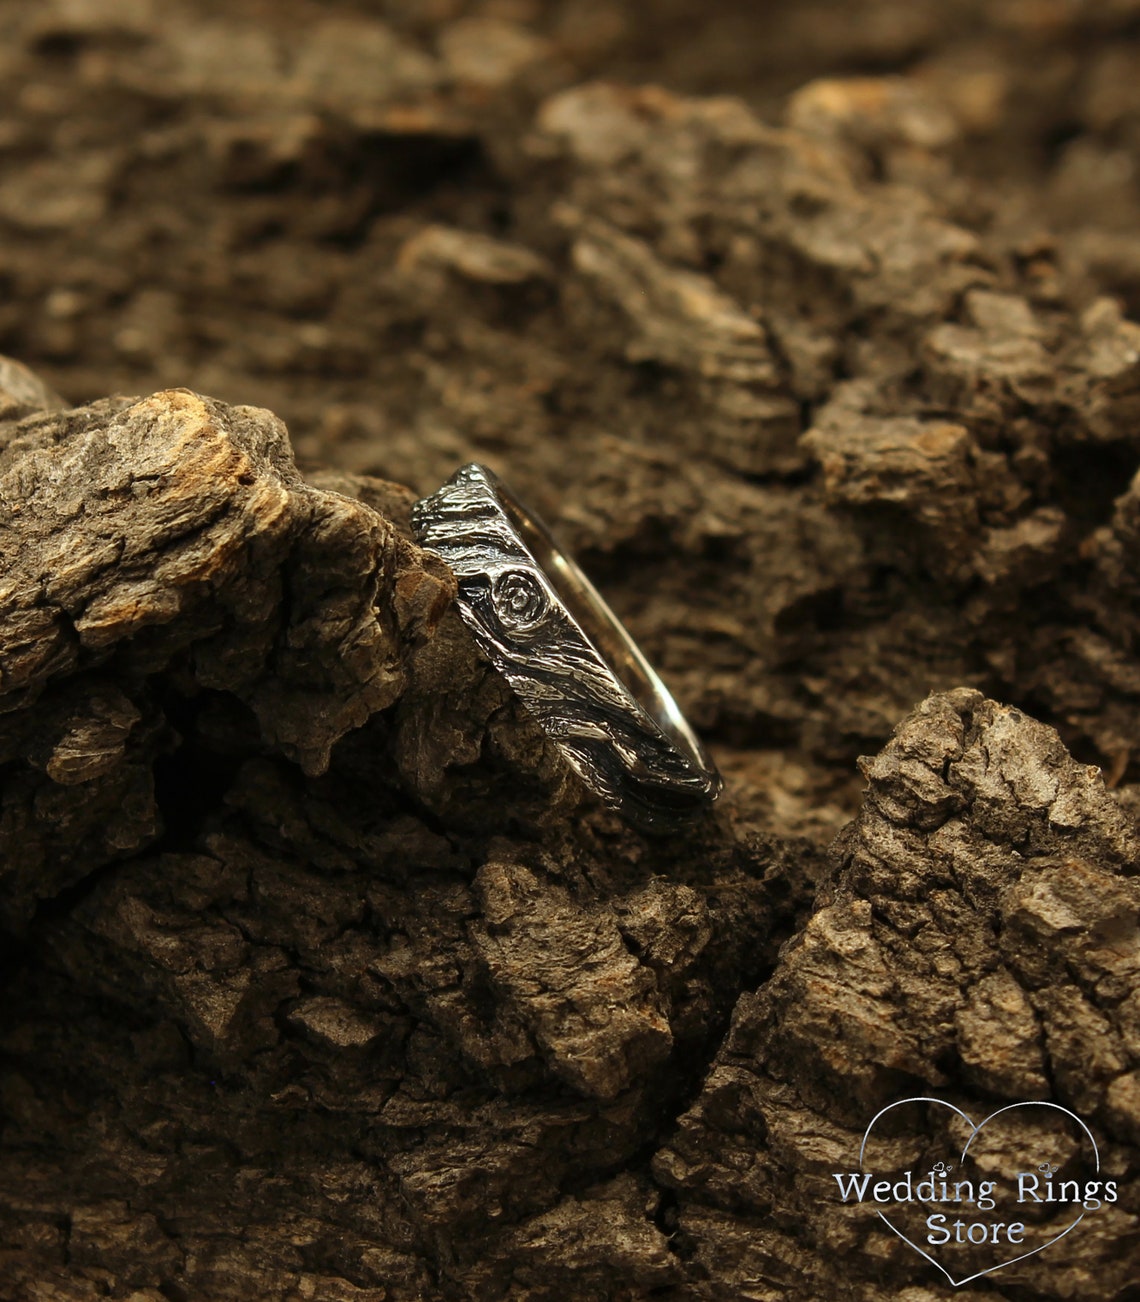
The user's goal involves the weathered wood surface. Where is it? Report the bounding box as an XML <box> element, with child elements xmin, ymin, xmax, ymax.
<box><xmin>2</xmin><ymin>2</ymin><xmax>1140</xmax><ymax>1298</ymax></box>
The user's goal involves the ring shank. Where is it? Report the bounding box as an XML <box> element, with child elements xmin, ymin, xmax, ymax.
<box><xmin>493</xmin><ymin>480</ymin><xmax>715</xmax><ymax>783</ymax></box>
<box><xmin>411</xmin><ymin>462</ymin><xmax>722</xmax><ymax>829</ymax></box>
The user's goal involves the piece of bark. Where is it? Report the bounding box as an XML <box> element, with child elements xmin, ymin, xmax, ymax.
<box><xmin>2</xmin><ymin>369</ymin><xmax>1139</xmax><ymax>1301</ymax></box>
<box><xmin>0</xmin><ymin>386</ymin><xmax>454</xmax><ymax>933</ymax></box>
<box><xmin>0</xmin><ymin>373</ymin><xmax>827</xmax><ymax>1300</ymax></box>
<box><xmin>0</xmin><ymin>355</ymin><xmax>64</xmax><ymax>423</ymax></box>
<box><xmin>655</xmin><ymin>688</ymin><xmax>1140</xmax><ymax>1298</ymax></box>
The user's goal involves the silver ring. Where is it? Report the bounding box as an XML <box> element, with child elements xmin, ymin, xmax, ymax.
<box><xmin>410</xmin><ymin>463</ymin><xmax>722</xmax><ymax>831</ymax></box>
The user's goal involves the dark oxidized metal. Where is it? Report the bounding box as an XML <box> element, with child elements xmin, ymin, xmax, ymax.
<box><xmin>411</xmin><ymin>463</ymin><xmax>722</xmax><ymax>831</ymax></box>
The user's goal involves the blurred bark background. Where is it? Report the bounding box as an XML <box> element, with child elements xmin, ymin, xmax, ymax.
<box><xmin>3</xmin><ymin>1</ymin><xmax>1140</xmax><ymax>1298</ymax></box>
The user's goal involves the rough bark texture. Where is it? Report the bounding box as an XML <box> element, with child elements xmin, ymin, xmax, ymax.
<box><xmin>3</xmin><ymin>2</ymin><xmax>1140</xmax><ymax>1299</ymax></box>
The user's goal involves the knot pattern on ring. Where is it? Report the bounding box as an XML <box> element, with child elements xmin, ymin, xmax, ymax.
<box><xmin>492</xmin><ymin>569</ymin><xmax>548</xmax><ymax>630</ymax></box>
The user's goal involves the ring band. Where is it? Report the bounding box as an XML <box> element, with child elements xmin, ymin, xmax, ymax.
<box><xmin>410</xmin><ymin>463</ymin><xmax>722</xmax><ymax>831</ymax></box>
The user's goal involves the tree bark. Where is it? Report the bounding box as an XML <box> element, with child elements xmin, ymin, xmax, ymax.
<box><xmin>2</xmin><ymin>3</ymin><xmax>1140</xmax><ymax>1299</ymax></box>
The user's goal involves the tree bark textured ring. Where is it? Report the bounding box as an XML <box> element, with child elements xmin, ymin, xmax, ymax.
<box><xmin>411</xmin><ymin>463</ymin><xmax>723</xmax><ymax>831</ymax></box>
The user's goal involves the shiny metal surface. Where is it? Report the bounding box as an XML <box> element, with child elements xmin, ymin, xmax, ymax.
<box><xmin>411</xmin><ymin>463</ymin><xmax>722</xmax><ymax>831</ymax></box>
